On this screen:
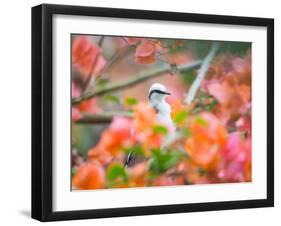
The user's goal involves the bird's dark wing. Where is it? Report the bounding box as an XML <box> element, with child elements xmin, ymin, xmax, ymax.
<box><xmin>124</xmin><ymin>152</ymin><xmax>148</xmax><ymax>168</ymax></box>
<box><xmin>124</xmin><ymin>151</ymin><xmax>133</xmax><ymax>167</ymax></box>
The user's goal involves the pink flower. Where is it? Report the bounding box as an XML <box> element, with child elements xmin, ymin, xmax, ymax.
<box><xmin>218</xmin><ymin>132</ymin><xmax>251</xmax><ymax>182</ymax></box>
<box><xmin>72</xmin><ymin>82</ymin><xmax>81</xmax><ymax>98</ymax></box>
<box><xmin>110</xmin><ymin>116</ymin><xmax>134</xmax><ymax>142</ymax></box>
<box><xmin>72</xmin><ymin>107</ymin><xmax>81</xmax><ymax>121</ymax></box>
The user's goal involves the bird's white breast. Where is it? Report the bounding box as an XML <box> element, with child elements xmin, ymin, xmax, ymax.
<box><xmin>152</xmin><ymin>101</ymin><xmax>175</xmax><ymax>132</ymax></box>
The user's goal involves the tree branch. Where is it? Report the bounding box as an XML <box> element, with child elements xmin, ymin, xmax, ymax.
<box><xmin>72</xmin><ymin>60</ymin><xmax>202</xmax><ymax>105</ymax></box>
<box><xmin>83</xmin><ymin>45</ymin><xmax>135</xmax><ymax>94</ymax></box>
<box><xmin>184</xmin><ymin>42</ymin><xmax>220</xmax><ymax>104</ymax></box>
<box><xmin>98</xmin><ymin>36</ymin><xmax>105</xmax><ymax>47</ymax></box>
<box><xmin>76</xmin><ymin>111</ymin><xmax>133</xmax><ymax>124</ymax></box>
<box><xmin>82</xmin><ymin>36</ymin><xmax>106</xmax><ymax>92</ymax></box>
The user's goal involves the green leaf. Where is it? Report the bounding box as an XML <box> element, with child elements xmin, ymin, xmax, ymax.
<box><xmin>150</xmin><ymin>149</ymin><xmax>184</xmax><ymax>175</ymax></box>
<box><xmin>152</xmin><ymin>124</ymin><xmax>168</xmax><ymax>135</ymax></box>
<box><xmin>220</xmin><ymin>42</ymin><xmax>251</xmax><ymax>56</ymax></box>
<box><xmin>182</xmin><ymin>70</ymin><xmax>196</xmax><ymax>85</ymax></box>
<box><xmin>162</xmin><ymin>39</ymin><xmax>189</xmax><ymax>54</ymax></box>
<box><xmin>71</xmin><ymin>167</ymin><xmax>77</xmax><ymax>177</ymax></box>
<box><xmin>73</xmin><ymin>124</ymin><xmax>96</xmax><ymax>158</ymax></box>
<box><xmin>106</xmin><ymin>164</ymin><xmax>128</xmax><ymax>187</ymax></box>
<box><xmin>197</xmin><ymin>167</ymin><xmax>207</xmax><ymax>176</ymax></box>
<box><xmin>195</xmin><ymin>116</ymin><xmax>208</xmax><ymax>126</ymax></box>
<box><xmin>124</xmin><ymin>97</ymin><xmax>138</xmax><ymax>106</ymax></box>
<box><xmin>96</xmin><ymin>78</ymin><xmax>109</xmax><ymax>88</ymax></box>
<box><xmin>173</xmin><ymin>111</ymin><xmax>189</xmax><ymax>124</ymax></box>
<box><xmin>205</xmin><ymin>99</ymin><xmax>218</xmax><ymax>111</ymax></box>
<box><xmin>181</xmin><ymin>128</ymin><xmax>192</xmax><ymax>137</ymax></box>
<box><xmin>104</xmin><ymin>95</ymin><xmax>120</xmax><ymax>104</ymax></box>
<box><xmin>123</xmin><ymin>145</ymin><xmax>144</xmax><ymax>156</ymax></box>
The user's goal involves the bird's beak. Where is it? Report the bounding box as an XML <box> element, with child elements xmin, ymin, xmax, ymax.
<box><xmin>164</xmin><ymin>91</ymin><xmax>171</xmax><ymax>95</ymax></box>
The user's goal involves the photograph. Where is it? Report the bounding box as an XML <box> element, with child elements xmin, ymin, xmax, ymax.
<box><xmin>71</xmin><ymin>35</ymin><xmax>252</xmax><ymax>190</ymax></box>
<box><xmin>31</xmin><ymin>3</ymin><xmax>274</xmax><ymax>221</ymax></box>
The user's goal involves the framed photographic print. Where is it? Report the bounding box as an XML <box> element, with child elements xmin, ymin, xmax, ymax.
<box><xmin>31</xmin><ymin>4</ymin><xmax>274</xmax><ymax>221</ymax></box>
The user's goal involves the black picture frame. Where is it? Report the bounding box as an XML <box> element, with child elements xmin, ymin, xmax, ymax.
<box><xmin>32</xmin><ymin>3</ymin><xmax>274</xmax><ymax>222</ymax></box>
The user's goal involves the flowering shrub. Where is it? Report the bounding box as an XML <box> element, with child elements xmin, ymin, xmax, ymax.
<box><xmin>71</xmin><ymin>35</ymin><xmax>252</xmax><ymax>190</ymax></box>
<box><xmin>72</xmin><ymin>36</ymin><xmax>106</xmax><ymax>78</ymax></box>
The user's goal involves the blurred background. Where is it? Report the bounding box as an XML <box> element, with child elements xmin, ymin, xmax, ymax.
<box><xmin>71</xmin><ymin>34</ymin><xmax>251</xmax><ymax>190</ymax></box>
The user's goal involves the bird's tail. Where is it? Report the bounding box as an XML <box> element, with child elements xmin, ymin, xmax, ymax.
<box><xmin>124</xmin><ymin>151</ymin><xmax>133</xmax><ymax>168</ymax></box>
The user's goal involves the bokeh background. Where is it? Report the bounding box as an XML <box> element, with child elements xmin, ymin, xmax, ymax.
<box><xmin>71</xmin><ymin>35</ymin><xmax>251</xmax><ymax>190</ymax></box>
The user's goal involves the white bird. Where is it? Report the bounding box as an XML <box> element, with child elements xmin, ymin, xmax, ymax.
<box><xmin>125</xmin><ymin>83</ymin><xmax>175</xmax><ymax>167</ymax></box>
<box><xmin>148</xmin><ymin>83</ymin><xmax>175</xmax><ymax>133</ymax></box>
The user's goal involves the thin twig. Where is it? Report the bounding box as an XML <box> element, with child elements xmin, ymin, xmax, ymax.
<box><xmin>84</xmin><ymin>45</ymin><xmax>134</xmax><ymax>94</ymax></box>
<box><xmin>184</xmin><ymin>42</ymin><xmax>220</xmax><ymax>104</ymax></box>
<box><xmin>97</xmin><ymin>45</ymin><xmax>134</xmax><ymax>80</ymax></box>
<box><xmin>76</xmin><ymin>111</ymin><xmax>133</xmax><ymax>124</ymax></box>
<box><xmin>98</xmin><ymin>36</ymin><xmax>105</xmax><ymax>47</ymax></box>
<box><xmin>82</xmin><ymin>37</ymin><xmax>105</xmax><ymax>92</ymax></box>
<box><xmin>120</xmin><ymin>37</ymin><xmax>130</xmax><ymax>46</ymax></box>
<box><xmin>72</xmin><ymin>60</ymin><xmax>202</xmax><ymax>105</ymax></box>
<box><xmin>82</xmin><ymin>52</ymin><xmax>100</xmax><ymax>91</ymax></box>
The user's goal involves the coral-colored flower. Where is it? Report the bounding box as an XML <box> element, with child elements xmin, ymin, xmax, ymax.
<box><xmin>88</xmin><ymin>117</ymin><xmax>134</xmax><ymax>161</ymax></box>
<box><xmin>152</xmin><ymin>175</ymin><xmax>184</xmax><ymax>187</ymax></box>
<box><xmin>185</xmin><ymin>112</ymin><xmax>227</xmax><ymax>170</ymax></box>
<box><xmin>142</xmin><ymin>132</ymin><xmax>163</xmax><ymax>152</ymax></box>
<box><xmin>125</xmin><ymin>37</ymin><xmax>142</xmax><ymax>45</ymax></box>
<box><xmin>133</xmin><ymin>102</ymin><xmax>157</xmax><ymax>133</ymax></box>
<box><xmin>72</xmin><ymin>36</ymin><xmax>106</xmax><ymax>78</ymax></box>
<box><xmin>78</xmin><ymin>98</ymin><xmax>101</xmax><ymax>114</ymax></box>
<box><xmin>95</xmin><ymin>131</ymin><xmax>121</xmax><ymax>157</ymax></box>
<box><xmin>131</xmin><ymin>103</ymin><xmax>164</xmax><ymax>153</ymax></box>
<box><xmin>73</xmin><ymin>162</ymin><xmax>105</xmax><ymax>190</ymax></box>
<box><xmin>176</xmin><ymin>161</ymin><xmax>214</xmax><ymax>184</ymax></box>
<box><xmin>72</xmin><ymin>82</ymin><xmax>101</xmax><ymax>119</ymax></box>
<box><xmin>88</xmin><ymin>145</ymin><xmax>113</xmax><ymax>166</ymax></box>
<box><xmin>135</xmin><ymin>40</ymin><xmax>159</xmax><ymax>64</ymax></box>
<box><xmin>127</xmin><ymin>162</ymin><xmax>149</xmax><ymax>187</ymax></box>
<box><xmin>109</xmin><ymin>116</ymin><xmax>134</xmax><ymax>141</ymax></box>
<box><xmin>166</xmin><ymin>86</ymin><xmax>189</xmax><ymax>127</ymax></box>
